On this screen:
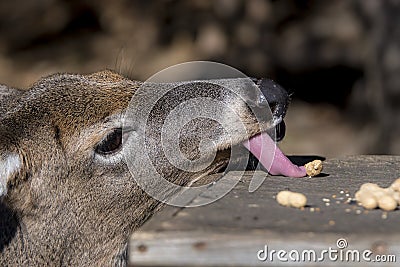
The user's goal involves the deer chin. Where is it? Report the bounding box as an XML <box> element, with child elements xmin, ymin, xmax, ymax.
<box><xmin>243</xmin><ymin>131</ymin><xmax>306</xmax><ymax>177</ymax></box>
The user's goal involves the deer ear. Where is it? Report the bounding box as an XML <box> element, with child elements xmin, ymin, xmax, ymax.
<box><xmin>0</xmin><ymin>153</ymin><xmax>21</xmax><ymax>197</ymax></box>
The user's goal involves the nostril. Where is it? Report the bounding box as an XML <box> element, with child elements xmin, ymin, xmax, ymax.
<box><xmin>275</xmin><ymin>120</ymin><xmax>286</xmax><ymax>142</ymax></box>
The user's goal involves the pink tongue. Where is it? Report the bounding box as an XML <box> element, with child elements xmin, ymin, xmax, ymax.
<box><xmin>243</xmin><ymin>133</ymin><xmax>306</xmax><ymax>177</ymax></box>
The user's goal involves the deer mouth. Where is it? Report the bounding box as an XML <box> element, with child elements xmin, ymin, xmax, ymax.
<box><xmin>240</xmin><ymin>79</ymin><xmax>306</xmax><ymax>178</ymax></box>
<box><xmin>243</xmin><ymin>124</ymin><xmax>306</xmax><ymax>177</ymax></box>
<box><xmin>211</xmin><ymin>81</ymin><xmax>307</xmax><ymax>177</ymax></box>
<box><xmin>212</xmin><ymin>115</ymin><xmax>306</xmax><ymax>178</ymax></box>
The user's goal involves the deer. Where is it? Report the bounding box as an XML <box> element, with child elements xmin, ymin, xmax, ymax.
<box><xmin>0</xmin><ymin>69</ymin><xmax>305</xmax><ymax>266</ymax></box>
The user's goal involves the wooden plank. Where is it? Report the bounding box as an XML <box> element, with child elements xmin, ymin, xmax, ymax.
<box><xmin>129</xmin><ymin>155</ymin><xmax>400</xmax><ymax>266</ymax></box>
<box><xmin>130</xmin><ymin>231</ymin><xmax>400</xmax><ymax>266</ymax></box>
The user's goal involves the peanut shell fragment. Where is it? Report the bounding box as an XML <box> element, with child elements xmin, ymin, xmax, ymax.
<box><xmin>304</xmin><ymin>160</ymin><xmax>323</xmax><ymax>177</ymax></box>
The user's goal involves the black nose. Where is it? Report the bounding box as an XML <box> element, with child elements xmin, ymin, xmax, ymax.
<box><xmin>252</xmin><ymin>78</ymin><xmax>290</xmax><ymax>119</ymax></box>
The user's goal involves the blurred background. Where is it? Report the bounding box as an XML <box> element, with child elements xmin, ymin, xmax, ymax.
<box><xmin>0</xmin><ymin>0</ymin><xmax>399</xmax><ymax>157</ymax></box>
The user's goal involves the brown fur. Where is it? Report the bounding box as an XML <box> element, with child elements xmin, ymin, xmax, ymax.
<box><xmin>0</xmin><ymin>70</ymin><xmax>284</xmax><ymax>266</ymax></box>
<box><xmin>1</xmin><ymin>71</ymin><xmax>144</xmax><ymax>266</ymax></box>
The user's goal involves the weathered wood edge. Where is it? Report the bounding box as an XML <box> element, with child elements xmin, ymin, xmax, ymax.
<box><xmin>128</xmin><ymin>155</ymin><xmax>400</xmax><ymax>266</ymax></box>
<box><xmin>129</xmin><ymin>230</ymin><xmax>400</xmax><ymax>266</ymax></box>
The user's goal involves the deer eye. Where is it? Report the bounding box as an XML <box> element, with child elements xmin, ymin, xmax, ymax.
<box><xmin>95</xmin><ymin>128</ymin><xmax>123</xmax><ymax>155</ymax></box>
